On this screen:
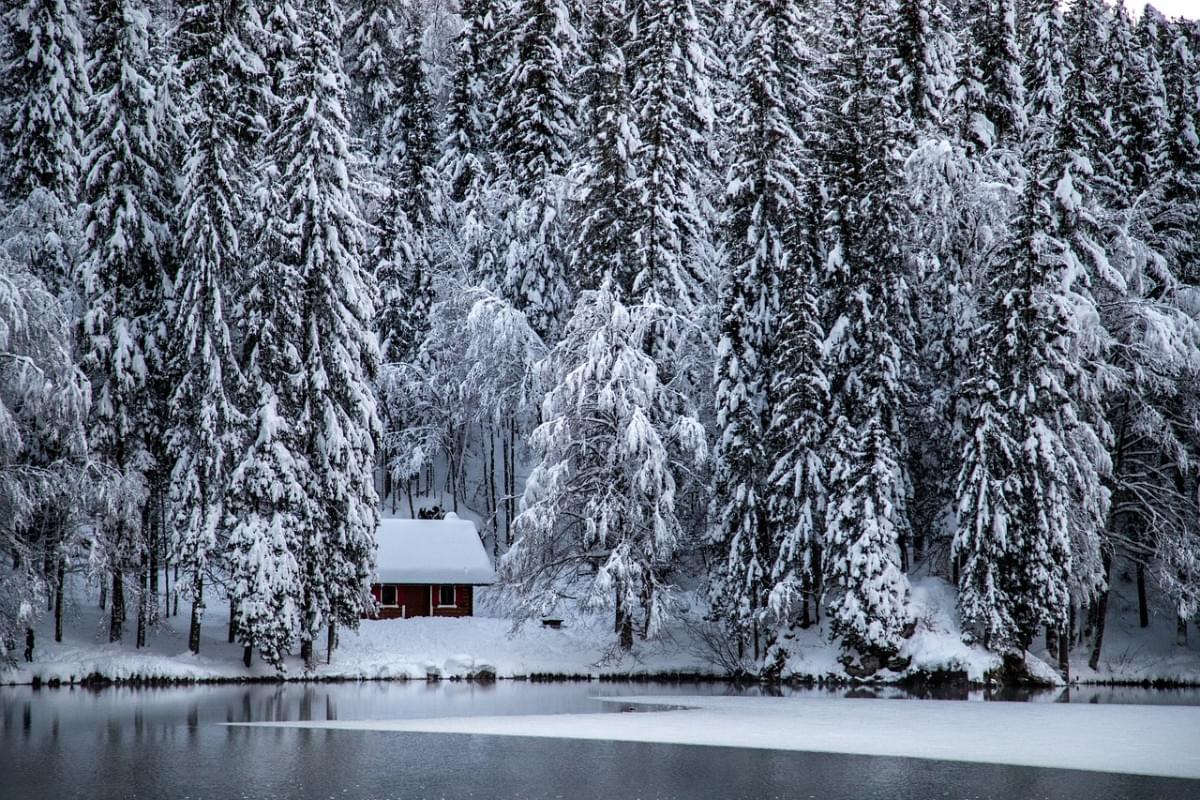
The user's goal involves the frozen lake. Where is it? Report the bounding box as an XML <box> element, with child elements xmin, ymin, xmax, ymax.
<box><xmin>2</xmin><ymin>681</ymin><xmax>1199</xmax><ymax>799</ymax></box>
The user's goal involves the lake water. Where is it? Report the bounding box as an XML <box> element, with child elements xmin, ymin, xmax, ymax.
<box><xmin>2</xmin><ymin>681</ymin><xmax>1198</xmax><ymax>799</ymax></box>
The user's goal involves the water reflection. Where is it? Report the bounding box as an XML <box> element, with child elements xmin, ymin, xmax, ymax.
<box><xmin>3</xmin><ymin>681</ymin><xmax>1199</xmax><ymax>800</ymax></box>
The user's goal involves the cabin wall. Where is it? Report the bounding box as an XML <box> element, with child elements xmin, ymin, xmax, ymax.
<box><xmin>368</xmin><ymin>584</ymin><xmax>474</xmax><ymax>619</ymax></box>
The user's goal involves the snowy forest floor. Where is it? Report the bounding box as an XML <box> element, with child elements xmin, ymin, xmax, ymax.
<box><xmin>3</xmin><ymin>577</ymin><xmax>1197</xmax><ymax>687</ymax></box>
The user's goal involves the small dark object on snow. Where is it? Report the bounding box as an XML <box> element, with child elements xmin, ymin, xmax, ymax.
<box><xmin>541</xmin><ymin>618</ymin><xmax>563</xmax><ymax>629</ymax></box>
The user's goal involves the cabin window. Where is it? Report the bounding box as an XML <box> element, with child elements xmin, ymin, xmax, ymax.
<box><xmin>438</xmin><ymin>585</ymin><xmax>456</xmax><ymax>607</ymax></box>
<box><xmin>381</xmin><ymin>585</ymin><xmax>398</xmax><ymax>607</ymax></box>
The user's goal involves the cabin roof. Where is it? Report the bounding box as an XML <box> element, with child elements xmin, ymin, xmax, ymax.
<box><xmin>374</xmin><ymin>516</ymin><xmax>496</xmax><ymax>585</ymax></box>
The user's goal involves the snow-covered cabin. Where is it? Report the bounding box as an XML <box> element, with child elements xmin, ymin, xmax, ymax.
<box><xmin>368</xmin><ymin>516</ymin><xmax>496</xmax><ymax>619</ymax></box>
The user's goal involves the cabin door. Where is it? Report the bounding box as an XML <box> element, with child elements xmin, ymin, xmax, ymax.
<box><xmin>401</xmin><ymin>585</ymin><xmax>430</xmax><ymax>618</ymax></box>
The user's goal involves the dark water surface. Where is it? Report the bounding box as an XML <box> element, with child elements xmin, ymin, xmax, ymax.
<box><xmin>2</xmin><ymin>682</ymin><xmax>1198</xmax><ymax>800</ymax></box>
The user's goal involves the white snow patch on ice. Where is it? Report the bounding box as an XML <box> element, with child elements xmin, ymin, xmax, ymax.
<box><xmin>229</xmin><ymin>694</ymin><xmax>1200</xmax><ymax>780</ymax></box>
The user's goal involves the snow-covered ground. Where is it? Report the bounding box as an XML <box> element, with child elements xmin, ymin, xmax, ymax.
<box><xmin>3</xmin><ymin>576</ymin><xmax>1197</xmax><ymax>686</ymax></box>
<box><xmin>228</xmin><ymin>693</ymin><xmax>1200</xmax><ymax>779</ymax></box>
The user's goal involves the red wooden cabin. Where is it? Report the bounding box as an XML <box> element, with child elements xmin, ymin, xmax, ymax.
<box><xmin>367</xmin><ymin>516</ymin><xmax>496</xmax><ymax>620</ymax></box>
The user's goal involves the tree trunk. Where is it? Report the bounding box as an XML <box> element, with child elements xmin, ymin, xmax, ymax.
<box><xmin>149</xmin><ymin>521</ymin><xmax>159</xmax><ymax>619</ymax></box>
<box><xmin>1136</xmin><ymin>561</ymin><xmax>1149</xmax><ymax>628</ymax></box>
<box><xmin>326</xmin><ymin>623</ymin><xmax>336</xmax><ymax>664</ymax></box>
<box><xmin>99</xmin><ymin>577</ymin><xmax>106</xmax><ymax>611</ymax></box>
<box><xmin>1058</xmin><ymin>625</ymin><xmax>1070</xmax><ymax>682</ymax></box>
<box><xmin>300</xmin><ymin>637</ymin><xmax>314</xmax><ymax>670</ymax></box>
<box><xmin>136</xmin><ymin>559</ymin><xmax>147</xmax><ymax>648</ymax></box>
<box><xmin>228</xmin><ymin>596</ymin><xmax>237</xmax><ymax>643</ymax></box>
<box><xmin>486</xmin><ymin>425</ymin><xmax>498</xmax><ymax>557</ymax></box>
<box><xmin>163</xmin><ymin>550</ymin><xmax>170</xmax><ymax>619</ymax></box>
<box><xmin>506</xmin><ymin>420</ymin><xmax>516</xmax><ymax>546</ymax></box>
<box><xmin>188</xmin><ymin>576</ymin><xmax>203</xmax><ymax>654</ymax></box>
<box><xmin>54</xmin><ymin>558</ymin><xmax>64</xmax><ymax>643</ymax></box>
<box><xmin>1179</xmin><ymin>615</ymin><xmax>1189</xmax><ymax>647</ymax></box>
<box><xmin>243</xmin><ymin>644</ymin><xmax>253</xmax><ymax>668</ymax></box>
<box><xmin>1088</xmin><ymin>552</ymin><xmax>1112</xmax><ymax>671</ymax></box>
<box><xmin>109</xmin><ymin>571</ymin><xmax>124</xmax><ymax>642</ymax></box>
<box><xmin>173</xmin><ymin>565</ymin><xmax>179</xmax><ymax>616</ymax></box>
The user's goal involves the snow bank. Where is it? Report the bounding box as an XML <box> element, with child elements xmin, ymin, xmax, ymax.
<box><xmin>4</xmin><ymin>577</ymin><xmax>1195</xmax><ymax>686</ymax></box>
<box><xmin>229</xmin><ymin>694</ymin><xmax>1200</xmax><ymax>780</ymax></box>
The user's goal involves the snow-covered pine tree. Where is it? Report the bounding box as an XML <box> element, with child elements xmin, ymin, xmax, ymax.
<box><xmin>1159</xmin><ymin>13</ymin><xmax>1200</xmax><ymax>282</ymax></box>
<box><xmin>1061</xmin><ymin>0</ymin><xmax>1114</xmax><ymax>187</ymax></box>
<box><xmin>1022</xmin><ymin>0</ymin><xmax>1066</xmax><ymax>139</ymax></box>
<box><xmin>763</xmin><ymin>178</ymin><xmax>829</xmax><ymax>640</ymax></box>
<box><xmin>226</xmin><ymin>80</ymin><xmax>308</xmax><ymax>670</ymax></box>
<box><xmin>570</xmin><ymin>0</ymin><xmax>639</xmax><ymax>293</ymax></box>
<box><xmin>0</xmin><ymin>0</ymin><xmax>90</xmax><ymax>299</ymax></box>
<box><xmin>440</xmin><ymin>0</ymin><xmax>501</xmax><ymax>203</ymax></box>
<box><xmin>345</xmin><ymin>0</ymin><xmax>403</xmax><ymax>154</ymax></box>
<box><xmin>624</xmin><ymin>0</ymin><xmax>715</xmax><ymax>312</ymax></box>
<box><xmin>224</xmin><ymin>236</ymin><xmax>305</xmax><ymax>669</ymax></box>
<box><xmin>504</xmin><ymin>283</ymin><xmax>707</xmax><ymax>650</ymax></box>
<box><xmin>893</xmin><ymin>0</ymin><xmax>955</xmax><ymax>133</ymax></box>
<box><xmin>956</xmin><ymin>16</ymin><xmax>1114</xmax><ymax>659</ymax></box>
<box><xmin>815</xmin><ymin>0</ymin><xmax>916</xmax><ymax>672</ymax></box>
<box><xmin>955</xmin><ymin>0</ymin><xmax>1025</xmax><ymax>154</ymax></box>
<box><xmin>166</xmin><ymin>0</ymin><xmax>258</xmax><ymax>655</ymax></box>
<box><xmin>711</xmin><ymin>0</ymin><xmax>812</xmax><ymax>663</ymax></box>
<box><xmin>272</xmin><ymin>0</ymin><xmax>380</xmax><ymax>667</ymax></box>
<box><xmin>79</xmin><ymin>0</ymin><xmax>171</xmax><ymax>643</ymax></box>
<box><xmin>954</xmin><ymin>142</ymin><xmax>1107</xmax><ymax>657</ymax></box>
<box><xmin>374</xmin><ymin>7</ymin><xmax>436</xmax><ymax>367</ymax></box>
<box><xmin>489</xmin><ymin>0</ymin><xmax>576</xmax><ymax>339</ymax></box>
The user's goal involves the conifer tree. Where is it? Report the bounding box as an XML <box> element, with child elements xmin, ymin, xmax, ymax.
<box><xmin>374</xmin><ymin>9</ymin><xmax>436</xmax><ymax>366</ymax></box>
<box><xmin>1022</xmin><ymin>0</ymin><xmax>1067</xmax><ymax>137</ymax></box>
<box><xmin>0</xmin><ymin>0</ymin><xmax>90</xmax><ymax>298</ymax></box>
<box><xmin>624</xmin><ymin>0</ymin><xmax>715</xmax><ymax>312</ymax></box>
<box><xmin>955</xmin><ymin>0</ymin><xmax>1025</xmax><ymax>154</ymax></box>
<box><xmin>816</xmin><ymin>0</ymin><xmax>915</xmax><ymax>670</ymax></box>
<box><xmin>571</xmin><ymin>0</ymin><xmax>639</xmax><ymax>293</ymax></box>
<box><xmin>894</xmin><ymin>0</ymin><xmax>955</xmax><ymax>133</ymax></box>
<box><xmin>79</xmin><ymin>0</ymin><xmax>171</xmax><ymax>643</ymax></box>
<box><xmin>273</xmin><ymin>0</ymin><xmax>380</xmax><ymax>666</ymax></box>
<box><xmin>711</xmin><ymin>0</ymin><xmax>813</xmax><ymax>661</ymax></box>
<box><xmin>346</xmin><ymin>0</ymin><xmax>403</xmax><ymax>153</ymax></box>
<box><xmin>490</xmin><ymin>0</ymin><xmax>576</xmax><ymax>339</ymax></box>
<box><xmin>167</xmin><ymin>0</ymin><xmax>256</xmax><ymax>655</ymax></box>
<box><xmin>440</xmin><ymin>0</ymin><xmax>501</xmax><ymax>203</ymax></box>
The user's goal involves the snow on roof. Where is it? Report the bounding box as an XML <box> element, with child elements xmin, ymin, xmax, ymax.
<box><xmin>374</xmin><ymin>516</ymin><xmax>496</xmax><ymax>585</ymax></box>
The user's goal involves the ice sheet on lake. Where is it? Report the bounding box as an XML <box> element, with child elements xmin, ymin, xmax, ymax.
<box><xmin>227</xmin><ymin>694</ymin><xmax>1200</xmax><ymax>780</ymax></box>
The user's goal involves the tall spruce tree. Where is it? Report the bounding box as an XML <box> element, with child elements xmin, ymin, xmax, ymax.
<box><xmin>624</xmin><ymin>0</ymin><xmax>715</xmax><ymax>312</ymax></box>
<box><xmin>571</xmin><ymin>0</ymin><xmax>639</xmax><ymax>293</ymax></box>
<box><xmin>0</xmin><ymin>0</ymin><xmax>90</xmax><ymax>298</ymax></box>
<box><xmin>816</xmin><ymin>0</ymin><xmax>915</xmax><ymax>670</ymax></box>
<box><xmin>167</xmin><ymin>0</ymin><xmax>256</xmax><ymax>655</ymax></box>
<box><xmin>374</xmin><ymin>11</ymin><xmax>436</xmax><ymax>367</ymax></box>
<box><xmin>489</xmin><ymin>0</ymin><xmax>575</xmax><ymax>339</ymax></box>
<box><xmin>274</xmin><ymin>0</ymin><xmax>380</xmax><ymax>667</ymax></box>
<box><xmin>711</xmin><ymin>0</ymin><xmax>813</xmax><ymax>662</ymax></box>
<box><xmin>440</xmin><ymin>0</ymin><xmax>500</xmax><ymax>203</ymax></box>
<box><xmin>79</xmin><ymin>0</ymin><xmax>171</xmax><ymax>643</ymax></box>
